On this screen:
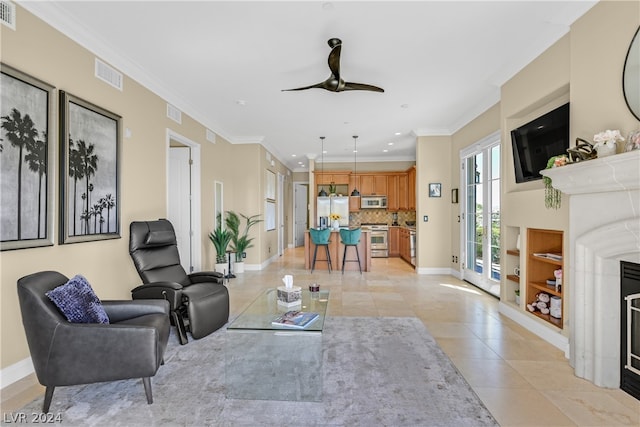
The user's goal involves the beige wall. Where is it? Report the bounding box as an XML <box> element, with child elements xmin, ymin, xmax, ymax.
<box><xmin>0</xmin><ymin>5</ymin><xmax>292</xmax><ymax>372</ymax></box>
<box><xmin>416</xmin><ymin>136</ymin><xmax>452</xmax><ymax>269</ymax></box>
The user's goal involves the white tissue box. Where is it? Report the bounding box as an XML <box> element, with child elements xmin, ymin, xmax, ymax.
<box><xmin>277</xmin><ymin>286</ymin><xmax>301</xmax><ymax>306</ymax></box>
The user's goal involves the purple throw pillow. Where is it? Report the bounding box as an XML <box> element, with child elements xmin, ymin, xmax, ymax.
<box><xmin>46</xmin><ymin>275</ymin><xmax>110</xmax><ymax>324</ymax></box>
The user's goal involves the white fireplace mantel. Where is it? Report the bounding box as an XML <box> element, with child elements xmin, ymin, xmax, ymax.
<box><xmin>541</xmin><ymin>149</ymin><xmax>640</xmax><ymax>389</ymax></box>
<box><xmin>541</xmin><ymin>150</ymin><xmax>640</xmax><ymax>195</ymax></box>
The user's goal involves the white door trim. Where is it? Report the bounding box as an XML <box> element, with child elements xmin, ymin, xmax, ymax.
<box><xmin>460</xmin><ymin>130</ymin><xmax>500</xmax><ymax>293</ymax></box>
<box><xmin>166</xmin><ymin>128</ymin><xmax>202</xmax><ymax>271</ymax></box>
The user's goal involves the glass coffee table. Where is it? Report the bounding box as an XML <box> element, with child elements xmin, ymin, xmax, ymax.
<box><xmin>226</xmin><ymin>288</ymin><xmax>330</xmax><ymax>401</ymax></box>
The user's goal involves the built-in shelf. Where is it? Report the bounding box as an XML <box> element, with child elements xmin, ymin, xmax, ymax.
<box><xmin>526</xmin><ymin>228</ymin><xmax>563</xmax><ymax>329</ymax></box>
<box><xmin>504</xmin><ymin>226</ymin><xmax>522</xmax><ymax>307</ymax></box>
<box><xmin>507</xmin><ymin>274</ymin><xmax>520</xmax><ymax>283</ymax></box>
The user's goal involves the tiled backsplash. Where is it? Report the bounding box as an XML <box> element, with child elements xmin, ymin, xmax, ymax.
<box><xmin>350</xmin><ymin>210</ymin><xmax>416</xmax><ymax>226</ymax></box>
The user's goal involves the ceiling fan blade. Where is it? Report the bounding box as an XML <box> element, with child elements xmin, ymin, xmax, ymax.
<box><xmin>281</xmin><ymin>82</ymin><xmax>326</xmax><ymax>92</ymax></box>
<box><xmin>327</xmin><ymin>42</ymin><xmax>342</xmax><ymax>78</ymax></box>
<box><xmin>343</xmin><ymin>82</ymin><xmax>385</xmax><ymax>93</ymax></box>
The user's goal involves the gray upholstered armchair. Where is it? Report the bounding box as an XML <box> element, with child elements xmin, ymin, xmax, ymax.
<box><xmin>17</xmin><ymin>271</ymin><xmax>170</xmax><ymax>413</ymax></box>
<box><xmin>129</xmin><ymin>219</ymin><xmax>230</xmax><ymax>345</ymax></box>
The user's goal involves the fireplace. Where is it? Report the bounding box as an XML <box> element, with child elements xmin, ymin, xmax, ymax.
<box><xmin>621</xmin><ymin>261</ymin><xmax>640</xmax><ymax>400</ymax></box>
<box><xmin>541</xmin><ymin>150</ymin><xmax>640</xmax><ymax>392</ymax></box>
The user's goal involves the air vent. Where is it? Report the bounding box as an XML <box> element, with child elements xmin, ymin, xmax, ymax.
<box><xmin>95</xmin><ymin>58</ymin><xmax>123</xmax><ymax>91</ymax></box>
<box><xmin>0</xmin><ymin>0</ymin><xmax>16</xmax><ymax>30</ymax></box>
<box><xmin>206</xmin><ymin>129</ymin><xmax>216</xmax><ymax>144</ymax></box>
<box><xmin>167</xmin><ymin>104</ymin><xmax>182</xmax><ymax>124</ymax></box>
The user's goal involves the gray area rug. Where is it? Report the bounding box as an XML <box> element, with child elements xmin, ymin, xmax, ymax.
<box><xmin>16</xmin><ymin>317</ymin><xmax>497</xmax><ymax>426</ymax></box>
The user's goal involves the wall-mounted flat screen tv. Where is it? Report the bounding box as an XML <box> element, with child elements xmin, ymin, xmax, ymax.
<box><xmin>511</xmin><ymin>103</ymin><xmax>570</xmax><ymax>183</ymax></box>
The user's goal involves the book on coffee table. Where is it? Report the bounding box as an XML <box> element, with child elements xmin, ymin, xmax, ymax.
<box><xmin>271</xmin><ymin>311</ymin><xmax>319</xmax><ymax>329</ymax></box>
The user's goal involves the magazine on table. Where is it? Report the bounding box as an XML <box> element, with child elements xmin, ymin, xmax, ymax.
<box><xmin>272</xmin><ymin>310</ymin><xmax>319</xmax><ymax>329</ymax></box>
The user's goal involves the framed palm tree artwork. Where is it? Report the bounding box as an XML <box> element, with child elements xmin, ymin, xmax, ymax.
<box><xmin>1</xmin><ymin>64</ymin><xmax>55</xmax><ymax>251</ymax></box>
<box><xmin>59</xmin><ymin>91</ymin><xmax>121</xmax><ymax>244</ymax></box>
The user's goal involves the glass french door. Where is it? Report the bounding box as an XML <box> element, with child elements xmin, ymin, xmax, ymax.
<box><xmin>462</xmin><ymin>138</ymin><xmax>500</xmax><ymax>297</ymax></box>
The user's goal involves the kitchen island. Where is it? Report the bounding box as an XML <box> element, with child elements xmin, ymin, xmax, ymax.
<box><xmin>304</xmin><ymin>229</ymin><xmax>371</xmax><ymax>272</ymax></box>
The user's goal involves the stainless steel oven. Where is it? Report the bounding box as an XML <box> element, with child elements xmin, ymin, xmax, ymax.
<box><xmin>362</xmin><ymin>223</ymin><xmax>388</xmax><ymax>257</ymax></box>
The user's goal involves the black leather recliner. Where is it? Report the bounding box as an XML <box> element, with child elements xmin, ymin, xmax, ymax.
<box><xmin>17</xmin><ymin>271</ymin><xmax>170</xmax><ymax>413</ymax></box>
<box><xmin>129</xmin><ymin>219</ymin><xmax>229</xmax><ymax>344</ymax></box>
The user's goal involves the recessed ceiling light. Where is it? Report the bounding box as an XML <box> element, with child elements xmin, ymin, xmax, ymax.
<box><xmin>323</xmin><ymin>150</ymin><xmax>327</xmax><ymax>154</ymax></box>
<box><xmin>292</xmin><ymin>154</ymin><xmax>297</xmax><ymax>157</ymax></box>
<box><xmin>388</xmin><ymin>142</ymin><xmax>394</xmax><ymax>146</ymax></box>
<box><xmin>383</xmin><ymin>149</ymin><xmax>388</xmax><ymax>153</ymax></box>
<box><xmin>394</xmin><ymin>132</ymin><xmax>402</xmax><ymax>136</ymax></box>
<box><xmin>236</xmin><ymin>100</ymin><xmax>247</xmax><ymax>106</ymax></box>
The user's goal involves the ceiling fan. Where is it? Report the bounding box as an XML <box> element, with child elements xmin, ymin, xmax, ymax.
<box><xmin>282</xmin><ymin>38</ymin><xmax>384</xmax><ymax>93</ymax></box>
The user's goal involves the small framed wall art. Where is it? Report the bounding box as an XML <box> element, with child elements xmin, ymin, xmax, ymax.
<box><xmin>428</xmin><ymin>183</ymin><xmax>441</xmax><ymax>198</ymax></box>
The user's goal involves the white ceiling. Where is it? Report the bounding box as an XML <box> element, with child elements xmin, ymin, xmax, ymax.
<box><xmin>23</xmin><ymin>1</ymin><xmax>597</xmax><ymax>171</ymax></box>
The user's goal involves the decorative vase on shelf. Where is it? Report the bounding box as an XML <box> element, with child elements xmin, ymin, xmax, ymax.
<box><xmin>595</xmin><ymin>143</ymin><xmax>617</xmax><ymax>158</ymax></box>
<box><xmin>332</xmin><ymin>220</ymin><xmax>340</xmax><ymax>230</ymax></box>
<box><xmin>593</xmin><ymin>130</ymin><xmax>624</xmax><ymax>158</ymax></box>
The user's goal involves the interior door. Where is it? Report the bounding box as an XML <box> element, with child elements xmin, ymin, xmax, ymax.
<box><xmin>278</xmin><ymin>173</ymin><xmax>285</xmax><ymax>255</ymax></box>
<box><xmin>168</xmin><ymin>145</ymin><xmax>192</xmax><ymax>272</ymax></box>
<box><xmin>294</xmin><ymin>183</ymin><xmax>308</xmax><ymax>247</ymax></box>
<box><xmin>462</xmin><ymin>139</ymin><xmax>501</xmax><ymax>297</ymax></box>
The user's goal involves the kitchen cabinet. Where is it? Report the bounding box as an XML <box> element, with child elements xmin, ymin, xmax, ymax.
<box><xmin>387</xmin><ymin>173</ymin><xmax>410</xmax><ymax>211</ymax></box>
<box><xmin>387</xmin><ymin>175</ymin><xmax>399</xmax><ymax>211</ymax></box>
<box><xmin>318</xmin><ymin>169</ymin><xmax>415</xmax><ymax>211</ymax></box>
<box><xmin>397</xmin><ymin>173</ymin><xmax>409</xmax><ymax>210</ymax></box>
<box><xmin>360</xmin><ymin>174</ymin><xmax>387</xmax><ymax>196</ymax></box>
<box><xmin>399</xmin><ymin>227</ymin><xmax>412</xmax><ymax>264</ymax></box>
<box><xmin>315</xmin><ymin>172</ymin><xmax>350</xmax><ymax>185</ymax></box>
<box><xmin>389</xmin><ymin>227</ymin><xmax>400</xmax><ymax>256</ymax></box>
<box><xmin>349</xmin><ymin>196</ymin><xmax>360</xmax><ymax>212</ymax></box>
<box><xmin>407</xmin><ymin>166</ymin><xmax>416</xmax><ymax>210</ymax></box>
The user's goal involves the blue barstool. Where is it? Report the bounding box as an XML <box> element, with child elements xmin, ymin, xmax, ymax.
<box><xmin>340</xmin><ymin>228</ymin><xmax>362</xmax><ymax>274</ymax></box>
<box><xmin>309</xmin><ymin>228</ymin><xmax>332</xmax><ymax>273</ymax></box>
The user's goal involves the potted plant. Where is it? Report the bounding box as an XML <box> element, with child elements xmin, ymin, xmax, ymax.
<box><xmin>328</xmin><ymin>182</ymin><xmax>337</xmax><ymax>195</ymax></box>
<box><xmin>208</xmin><ymin>214</ymin><xmax>232</xmax><ymax>274</ymax></box>
<box><xmin>515</xmin><ymin>289</ymin><xmax>521</xmax><ymax>305</ymax></box>
<box><xmin>225</xmin><ymin>211</ymin><xmax>262</xmax><ymax>273</ymax></box>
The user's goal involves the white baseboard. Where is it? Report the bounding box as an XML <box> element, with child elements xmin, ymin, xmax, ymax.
<box><xmin>498</xmin><ymin>301</ymin><xmax>570</xmax><ymax>358</ymax></box>
<box><xmin>1</xmin><ymin>357</ymin><xmax>34</xmax><ymax>390</ymax></box>
<box><xmin>416</xmin><ymin>267</ymin><xmax>454</xmax><ymax>275</ymax></box>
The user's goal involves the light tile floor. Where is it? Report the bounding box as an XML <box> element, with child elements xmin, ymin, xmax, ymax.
<box><xmin>2</xmin><ymin>247</ymin><xmax>639</xmax><ymax>426</ymax></box>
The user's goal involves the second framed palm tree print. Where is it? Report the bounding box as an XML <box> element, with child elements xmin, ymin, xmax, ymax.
<box><xmin>59</xmin><ymin>91</ymin><xmax>121</xmax><ymax>244</ymax></box>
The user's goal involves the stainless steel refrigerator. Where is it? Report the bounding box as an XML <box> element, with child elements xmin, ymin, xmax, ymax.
<box><xmin>317</xmin><ymin>196</ymin><xmax>349</xmax><ymax>228</ymax></box>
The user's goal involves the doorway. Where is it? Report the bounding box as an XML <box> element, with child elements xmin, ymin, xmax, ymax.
<box><xmin>167</xmin><ymin>129</ymin><xmax>201</xmax><ymax>272</ymax></box>
<box><xmin>278</xmin><ymin>173</ymin><xmax>285</xmax><ymax>255</ymax></box>
<box><xmin>461</xmin><ymin>131</ymin><xmax>501</xmax><ymax>297</ymax></box>
<box><xmin>294</xmin><ymin>183</ymin><xmax>308</xmax><ymax>247</ymax></box>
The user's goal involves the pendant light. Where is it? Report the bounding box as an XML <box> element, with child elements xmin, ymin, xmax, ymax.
<box><xmin>318</xmin><ymin>136</ymin><xmax>328</xmax><ymax>196</ymax></box>
<box><xmin>350</xmin><ymin>135</ymin><xmax>360</xmax><ymax>196</ymax></box>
